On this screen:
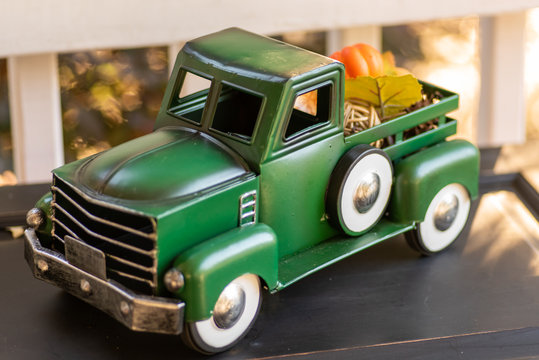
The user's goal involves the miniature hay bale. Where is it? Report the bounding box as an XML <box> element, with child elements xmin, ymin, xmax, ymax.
<box><xmin>344</xmin><ymin>91</ymin><xmax>442</xmax><ymax>148</ymax></box>
<box><xmin>343</xmin><ymin>98</ymin><xmax>383</xmax><ymax>148</ymax></box>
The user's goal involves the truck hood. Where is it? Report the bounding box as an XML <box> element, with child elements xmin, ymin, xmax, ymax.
<box><xmin>75</xmin><ymin>128</ymin><xmax>250</xmax><ymax>201</ymax></box>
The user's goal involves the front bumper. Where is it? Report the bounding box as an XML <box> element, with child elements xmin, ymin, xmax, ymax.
<box><xmin>24</xmin><ymin>228</ymin><xmax>185</xmax><ymax>335</ymax></box>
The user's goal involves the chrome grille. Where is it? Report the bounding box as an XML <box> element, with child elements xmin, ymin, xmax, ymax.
<box><xmin>51</xmin><ymin>176</ymin><xmax>157</xmax><ymax>295</ymax></box>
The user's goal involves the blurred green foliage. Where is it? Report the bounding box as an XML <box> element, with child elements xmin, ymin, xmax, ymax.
<box><xmin>58</xmin><ymin>47</ymin><xmax>169</xmax><ymax>163</ymax></box>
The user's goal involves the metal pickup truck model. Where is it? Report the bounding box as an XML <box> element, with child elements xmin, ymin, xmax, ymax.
<box><xmin>25</xmin><ymin>28</ymin><xmax>479</xmax><ymax>354</ymax></box>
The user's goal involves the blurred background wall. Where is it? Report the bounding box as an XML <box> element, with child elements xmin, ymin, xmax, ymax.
<box><xmin>1</xmin><ymin>0</ymin><xmax>538</xmax><ymax>184</ymax></box>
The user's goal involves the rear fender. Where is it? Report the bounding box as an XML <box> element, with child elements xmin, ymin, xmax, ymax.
<box><xmin>389</xmin><ymin>140</ymin><xmax>479</xmax><ymax>224</ymax></box>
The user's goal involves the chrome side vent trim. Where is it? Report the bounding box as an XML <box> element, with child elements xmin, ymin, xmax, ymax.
<box><xmin>239</xmin><ymin>190</ymin><xmax>257</xmax><ymax>226</ymax></box>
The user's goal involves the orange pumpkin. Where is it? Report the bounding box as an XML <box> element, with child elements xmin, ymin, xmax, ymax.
<box><xmin>330</xmin><ymin>43</ymin><xmax>384</xmax><ymax>78</ymax></box>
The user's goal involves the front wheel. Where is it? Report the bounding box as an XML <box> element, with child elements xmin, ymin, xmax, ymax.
<box><xmin>406</xmin><ymin>183</ymin><xmax>471</xmax><ymax>255</ymax></box>
<box><xmin>182</xmin><ymin>274</ymin><xmax>262</xmax><ymax>354</ymax></box>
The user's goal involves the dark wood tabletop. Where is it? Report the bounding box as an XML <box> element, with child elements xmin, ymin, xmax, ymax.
<box><xmin>1</xmin><ymin>147</ymin><xmax>538</xmax><ymax>359</ymax></box>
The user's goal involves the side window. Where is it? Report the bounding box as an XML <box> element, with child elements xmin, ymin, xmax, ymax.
<box><xmin>285</xmin><ymin>83</ymin><xmax>332</xmax><ymax>140</ymax></box>
<box><xmin>211</xmin><ymin>83</ymin><xmax>263</xmax><ymax>141</ymax></box>
<box><xmin>168</xmin><ymin>70</ymin><xmax>211</xmax><ymax>124</ymax></box>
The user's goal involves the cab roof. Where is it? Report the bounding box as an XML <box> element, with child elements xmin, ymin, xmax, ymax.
<box><xmin>181</xmin><ymin>27</ymin><xmax>336</xmax><ymax>83</ymax></box>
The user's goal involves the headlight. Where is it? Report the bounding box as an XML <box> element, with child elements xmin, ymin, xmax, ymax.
<box><xmin>26</xmin><ymin>208</ymin><xmax>45</xmax><ymax>229</ymax></box>
<box><xmin>164</xmin><ymin>268</ymin><xmax>185</xmax><ymax>293</ymax></box>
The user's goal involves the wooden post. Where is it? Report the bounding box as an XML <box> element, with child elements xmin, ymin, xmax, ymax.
<box><xmin>168</xmin><ymin>43</ymin><xmax>184</xmax><ymax>75</ymax></box>
<box><xmin>7</xmin><ymin>53</ymin><xmax>64</xmax><ymax>183</ymax></box>
<box><xmin>327</xmin><ymin>26</ymin><xmax>382</xmax><ymax>55</ymax></box>
<box><xmin>478</xmin><ymin>11</ymin><xmax>527</xmax><ymax>147</ymax></box>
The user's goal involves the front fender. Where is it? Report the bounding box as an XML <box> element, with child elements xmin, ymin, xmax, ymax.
<box><xmin>172</xmin><ymin>223</ymin><xmax>278</xmax><ymax>322</ymax></box>
<box><xmin>389</xmin><ymin>139</ymin><xmax>479</xmax><ymax>224</ymax></box>
<box><xmin>35</xmin><ymin>191</ymin><xmax>53</xmax><ymax>238</ymax></box>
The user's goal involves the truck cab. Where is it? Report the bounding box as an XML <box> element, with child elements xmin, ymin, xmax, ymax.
<box><xmin>25</xmin><ymin>28</ymin><xmax>479</xmax><ymax>354</ymax></box>
<box><xmin>160</xmin><ymin>29</ymin><xmax>346</xmax><ymax>259</ymax></box>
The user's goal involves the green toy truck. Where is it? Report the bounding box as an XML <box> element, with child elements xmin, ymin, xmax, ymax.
<box><xmin>24</xmin><ymin>28</ymin><xmax>479</xmax><ymax>354</ymax></box>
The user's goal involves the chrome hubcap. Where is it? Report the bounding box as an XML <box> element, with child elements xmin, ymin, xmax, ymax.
<box><xmin>434</xmin><ymin>193</ymin><xmax>459</xmax><ymax>231</ymax></box>
<box><xmin>213</xmin><ymin>282</ymin><xmax>246</xmax><ymax>329</ymax></box>
<box><xmin>353</xmin><ymin>172</ymin><xmax>380</xmax><ymax>213</ymax></box>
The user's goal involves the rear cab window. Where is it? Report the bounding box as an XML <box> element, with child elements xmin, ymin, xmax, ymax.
<box><xmin>284</xmin><ymin>83</ymin><xmax>332</xmax><ymax>141</ymax></box>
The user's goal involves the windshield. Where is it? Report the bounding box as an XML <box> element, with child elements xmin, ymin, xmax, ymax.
<box><xmin>168</xmin><ymin>70</ymin><xmax>211</xmax><ymax>125</ymax></box>
<box><xmin>168</xmin><ymin>69</ymin><xmax>264</xmax><ymax>143</ymax></box>
<box><xmin>210</xmin><ymin>83</ymin><xmax>263</xmax><ymax>142</ymax></box>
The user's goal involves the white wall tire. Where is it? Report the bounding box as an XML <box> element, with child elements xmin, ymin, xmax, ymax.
<box><xmin>182</xmin><ymin>274</ymin><xmax>261</xmax><ymax>354</ymax></box>
<box><xmin>406</xmin><ymin>183</ymin><xmax>471</xmax><ymax>255</ymax></box>
<box><xmin>327</xmin><ymin>145</ymin><xmax>393</xmax><ymax>236</ymax></box>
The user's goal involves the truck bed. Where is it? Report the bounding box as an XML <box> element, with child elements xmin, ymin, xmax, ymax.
<box><xmin>344</xmin><ymin>81</ymin><xmax>460</xmax><ymax>160</ymax></box>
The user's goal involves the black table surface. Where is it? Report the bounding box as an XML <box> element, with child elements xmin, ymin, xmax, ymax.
<box><xmin>1</xmin><ymin>149</ymin><xmax>538</xmax><ymax>359</ymax></box>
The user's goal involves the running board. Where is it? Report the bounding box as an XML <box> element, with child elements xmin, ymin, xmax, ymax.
<box><xmin>274</xmin><ymin>220</ymin><xmax>414</xmax><ymax>292</ymax></box>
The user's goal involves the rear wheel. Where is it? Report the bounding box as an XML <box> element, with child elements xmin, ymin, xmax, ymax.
<box><xmin>406</xmin><ymin>183</ymin><xmax>471</xmax><ymax>255</ymax></box>
<box><xmin>327</xmin><ymin>145</ymin><xmax>393</xmax><ymax>236</ymax></box>
<box><xmin>182</xmin><ymin>274</ymin><xmax>262</xmax><ymax>354</ymax></box>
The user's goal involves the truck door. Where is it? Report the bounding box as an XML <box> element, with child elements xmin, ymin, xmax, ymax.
<box><xmin>259</xmin><ymin>74</ymin><xmax>345</xmax><ymax>258</ymax></box>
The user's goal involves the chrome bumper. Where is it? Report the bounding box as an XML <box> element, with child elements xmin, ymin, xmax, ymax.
<box><xmin>24</xmin><ymin>228</ymin><xmax>184</xmax><ymax>335</ymax></box>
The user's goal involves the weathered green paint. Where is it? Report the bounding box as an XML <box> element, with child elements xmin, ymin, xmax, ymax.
<box><xmin>259</xmin><ymin>70</ymin><xmax>344</xmax><ymax>258</ymax></box>
<box><xmin>389</xmin><ymin>139</ymin><xmax>480</xmax><ymax>223</ymax></box>
<box><xmin>260</xmin><ymin>136</ymin><xmax>343</xmax><ymax>258</ymax></box>
<box><xmin>77</xmin><ymin>127</ymin><xmax>249</xmax><ymax>201</ymax></box>
<box><xmin>35</xmin><ymin>191</ymin><xmax>53</xmax><ymax>237</ymax></box>
<box><xmin>155</xmin><ymin>175</ymin><xmax>259</xmax><ymax>284</ymax></box>
<box><xmin>276</xmin><ymin>219</ymin><xmax>415</xmax><ymax>290</ymax></box>
<box><xmin>181</xmin><ymin>27</ymin><xmax>335</xmax><ymax>83</ymax></box>
<box><xmin>173</xmin><ymin>223</ymin><xmax>278</xmax><ymax>321</ymax></box>
<box><xmin>32</xmin><ymin>28</ymin><xmax>480</xmax><ymax>326</ymax></box>
<box><xmin>384</xmin><ymin>119</ymin><xmax>457</xmax><ymax>159</ymax></box>
<box><xmin>155</xmin><ymin>28</ymin><xmax>343</xmax><ymax>173</ymax></box>
<box><xmin>345</xmin><ymin>82</ymin><xmax>458</xmax><ymax>149</ymax></box>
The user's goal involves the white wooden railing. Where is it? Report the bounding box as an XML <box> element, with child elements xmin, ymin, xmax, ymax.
<box><xmin>1</xmin><ymin>0</ymin><xmax>539</xmax><ymax>183</ymax></box>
